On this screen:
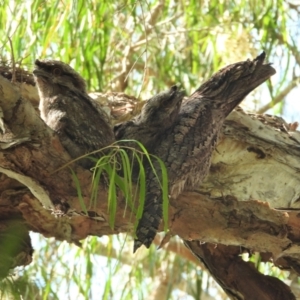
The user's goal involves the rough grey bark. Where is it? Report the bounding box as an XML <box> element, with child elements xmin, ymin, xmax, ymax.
<box><xmin>132</xmin><ymin>52</ymin><xmax>276</xmax><ymax>252</ymax></box>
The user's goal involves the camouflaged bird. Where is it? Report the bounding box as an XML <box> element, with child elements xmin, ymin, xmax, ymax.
<box><xmin>114</xmin><ymin>85</ymin><xmax>184</xmax><ymax>151</ymax></box>
<box><xmin>132</xmin><ymin>52</ymin><xmax>276</xmax><ymax>252</ymax></box>
<box><xmin>33</xmin><ymin>59</ymin><xmax>115</xmax><ymax>169</ymax></box>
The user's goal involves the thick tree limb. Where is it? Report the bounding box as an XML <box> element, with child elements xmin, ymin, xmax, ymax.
<box><xmin>1</xmin><ymin>64</ymin><xmax>300</xmax><ymax>298</ymax></box>
<box><xmin>184</xmin><ymin>241</ymin><xmax>296</xmax><ymax>300</ymax></box>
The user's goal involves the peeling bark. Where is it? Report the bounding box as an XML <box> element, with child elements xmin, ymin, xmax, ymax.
<box><xmin>1</xmin><ymin>71</ymin><xmax>300</xmax><ymax>299</ymax></box>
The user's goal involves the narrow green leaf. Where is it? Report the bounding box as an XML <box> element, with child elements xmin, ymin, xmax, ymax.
<box><xmin>70</xmin><ymin>168</ymin><xmax>87</xmax><ymax>214</ymax></box>
<box><xmin>106</xmin><ymin>162</ymin><xmax>117</xmax><ymax>230</ymax></box>
<box><xmin>133</xmin><ymin>152</ymin><xmax>146</xmax><ymax>227</ymax></box>
<box><xmin>152</xmin><ymin>155</ymin><xmax>169</xmax><ymax>231</ymax></box>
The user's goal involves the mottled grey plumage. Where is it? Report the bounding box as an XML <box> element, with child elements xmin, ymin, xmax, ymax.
<box><xmin>133</xmin><ymin>52</ymin><xmax>276</xmax><ymax>252</ymax></box>
<box><xmin>114</xmin><ymin>85</ymin><xmax>184</xmax><ymax>151</ymax></box>
<box><xmin>33</xmin><ymin>59</ymin><xmax>115</xmax><ymax>168</ymax></box>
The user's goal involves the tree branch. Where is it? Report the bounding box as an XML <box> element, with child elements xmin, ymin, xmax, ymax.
<box><xmin>184</xmin><ymin>241</ymin><xmax>296</xmax><ymax>300</ymax></box>
<box><xmin>257</xmin><ymin>76</ymin><xmax>300</xmax><ymax>114</ymax></box>
<box><xmin>1</xmin><ymin>67</ymin><xmax>300</xmax><ymax>298</ymax></box>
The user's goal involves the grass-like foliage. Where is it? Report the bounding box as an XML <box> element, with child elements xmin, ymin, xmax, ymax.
<box><xmin>70</xmin><ymin>140</ymin><xmax>169</xmax><ymax>233</ymax></box>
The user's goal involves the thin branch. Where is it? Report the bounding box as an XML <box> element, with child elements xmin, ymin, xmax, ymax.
<box><xmin>7</xmin><ymin>37</ymin><xmax>16</xmax><ymax>83</ymax></box>
<box><xmin>257</xmin><ymin>77</ymin><xmax>300</xmax><ymax>114</ymax></box>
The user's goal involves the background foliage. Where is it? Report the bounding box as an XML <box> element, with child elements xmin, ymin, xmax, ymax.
<box><xmin>1</xmin><ymin>0</ymin><xmax>300</xmax><ymax>299</ymax></box>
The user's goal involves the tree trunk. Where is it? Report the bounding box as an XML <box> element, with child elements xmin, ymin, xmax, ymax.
<box><xmin>0</xmin><ymin>70</ymin><xmax>299</xmax><ymax>299</ymax></box>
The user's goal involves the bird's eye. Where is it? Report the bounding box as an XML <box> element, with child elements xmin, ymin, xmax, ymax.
<box><xmin>53</xmin><ymin>68</ymin><xmax>61</xmax><ymax>76</ymax></box>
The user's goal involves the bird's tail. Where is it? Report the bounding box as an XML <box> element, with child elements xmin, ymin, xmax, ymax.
<box><xmin>133</xmin><ymin>191</ymin><xmax>162</xmax><ymax>253</ymax></box>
